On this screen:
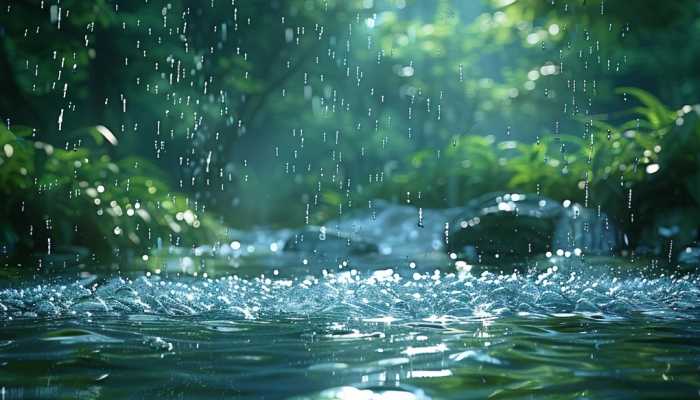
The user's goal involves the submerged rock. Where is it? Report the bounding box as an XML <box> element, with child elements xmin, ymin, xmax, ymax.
<box><xmin>446</xmin><ymin>192</ymin><xmax>619</xmax><ymax>264</ymax></box>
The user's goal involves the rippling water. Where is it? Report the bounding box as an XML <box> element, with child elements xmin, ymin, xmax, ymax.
<box><xmin>1</xmin><ymin>261</ymin><xmax>700</xmax><ymax>399</ymax></box>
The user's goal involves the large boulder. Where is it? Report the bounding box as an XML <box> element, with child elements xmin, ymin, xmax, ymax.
<box><xmin>446</xmin><ymin>193</ymin><xmax>560</xmax><ymax>263</ymax></box>
<box><xmin>446</xmin><ymin>192</ymin><xmax>619</xmax><ymax>264</ymax></box>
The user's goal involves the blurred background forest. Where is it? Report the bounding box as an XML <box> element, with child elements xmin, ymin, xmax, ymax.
<box><xmin>1</xmin><ymin>0</ymin><xmax>699</xmax><ymax>265</ymax></box>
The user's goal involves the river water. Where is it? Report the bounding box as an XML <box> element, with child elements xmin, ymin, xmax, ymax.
<box><xmin>1</xmin><ymin>257</ymin><xmax>699</xmax><ymax>399</ymax></box>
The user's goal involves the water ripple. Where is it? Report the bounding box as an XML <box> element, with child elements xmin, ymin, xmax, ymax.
<box><xmin>1</xmin><ymin>267</ymin><xmax>699</xmax><ymax>322</ymax></box>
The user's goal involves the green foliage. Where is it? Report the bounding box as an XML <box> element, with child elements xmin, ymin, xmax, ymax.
<box><xmin>0</xmin><ymin>123</ymin><xmax>223</xmax><ymax>262</ymax></box>
<box><xmin>371</xmin><ymin>135</ymin><xmax>512</xmax><ymax>206</ymax></box>
<box><xmin>0</xmin><ymin>125</ymin><xmax>35</xmax><ymax>195</ymax></box>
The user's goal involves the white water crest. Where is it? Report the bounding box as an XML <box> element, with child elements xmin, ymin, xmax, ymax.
<box><xmin>2</xmin><ymin>266</ymin><xmax>699</xmax><ymax>322</ymax></box>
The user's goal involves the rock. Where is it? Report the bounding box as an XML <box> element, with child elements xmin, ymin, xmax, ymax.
<box><xmin>446</xmin><ymin>192</ymin><xmax>619</xmax><ymax>264</ymax></box>
<box><xmin>446</xmin><ymin>193</ymin><xmax>561</xmax><ymax>263</ymax></box>
<box><xmin>552</xmin><ymin>203</ymin><xmax>619</xmax><ymax>256</ymax></box>
<box><xmin>637</xmin><ymin>209</ymin><xmax>699</xmax><ymax>261</ymax></box>
<box><xmin>679</xmin><ymin>247</ymin><xmax>700</xmax><ymax>266</ymax></box>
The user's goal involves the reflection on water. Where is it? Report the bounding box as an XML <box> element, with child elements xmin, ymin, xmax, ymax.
<box><xmin>1</xmin><ymin>264</ymin><xmax>700</xmax><ymax>399</ymax></box>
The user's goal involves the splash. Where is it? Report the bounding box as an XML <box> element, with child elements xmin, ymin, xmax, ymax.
<box><xmin>2</xmin><ymin>266</ymin><xmax>699</xmax><ymax>322</ymax></box>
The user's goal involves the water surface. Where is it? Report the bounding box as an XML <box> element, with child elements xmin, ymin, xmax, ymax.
<box><xmin>1</xmin><ymin>263</ymin><xmax>699</xmax><ymax>399</ymax></box>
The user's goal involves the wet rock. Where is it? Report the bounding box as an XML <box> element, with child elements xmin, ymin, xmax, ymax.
<box><xmin>679</xmin><ymin>247</ymin><xmax>700</xmax><ymax>266</ymax></box>
<box><xmin>552</xmin><ymin>203</ymin><xmax>619</xmax><ymax>256</ymax></box>
<box><xmin>446</xmin><ymin>192</ymin><xmax>619</xmax><ymax>264</ymax></box>
<box><xmin>446</xmin><ymin>193</ymin><xmax>562</xmax><ymax>263</ymax></box>
<box><xmin>283</xmin><ymin>226</ymin><xmax>379</xmax><ymax>256</ymax></box>
<box><xmin>638</xmin><ymin>209</ymin><xmax>699</xmax><ymax>261</ymax></box>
